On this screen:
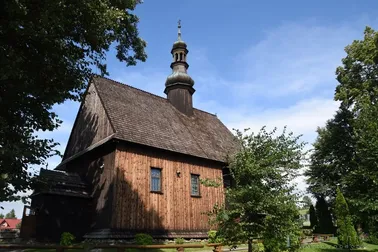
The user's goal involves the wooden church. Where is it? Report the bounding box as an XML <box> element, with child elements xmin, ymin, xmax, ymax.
<box><xmin>22</xmin><ymin>22</ymin><xmax>238</xmax><ymax>241</ymax></box>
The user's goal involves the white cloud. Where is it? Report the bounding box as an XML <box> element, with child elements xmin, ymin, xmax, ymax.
<box><xmin>222</xmin><ymin>98</ymin><xmax>339</xmax><ymax>142</ymax></box>
<box><xmin>231</xmin><ymin>21</ymin><xmax>368</xmax><ymax>98</ymax></box>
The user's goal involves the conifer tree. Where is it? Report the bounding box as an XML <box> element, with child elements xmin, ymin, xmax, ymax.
<box><xmin>315</xmin><ymin>196</ymin><xmax>334</xmax><ymax>234</ymax></box>
<box><xmin>334</xmin><ymin>187</ymin><xmax>360</xmax><ymax>247</ymax></box>
<box><xmin>309</xmin><ymin>205</ymin><xmax>318</xmax><ymax>230</ymax></box>
<box><xmin>5</xmin><ymin>209</ymin><xmax>16</xmax><ymax>219</ymax></box>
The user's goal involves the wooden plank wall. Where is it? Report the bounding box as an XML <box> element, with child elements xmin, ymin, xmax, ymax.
<box><xmin>66</xmin><ymin>144</ymin><xmax>116</xmax><ymax>230</ymax></box>
<box><xmin>112</xmin><ymin>143</ymin><xmax>225</xmax><ymax>232</ymax></box>
<box><xmin>64</xmin><ymin>83</ymin><xmax>114</xmax><ymax>159</ymax></box>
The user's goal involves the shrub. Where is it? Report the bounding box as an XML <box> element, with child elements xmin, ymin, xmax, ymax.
<box><xmin>60</xmin><ymin>232</ymin><xmax>75</xmax><ymax>246</ymax></box>
<box><xmin>135</xmin><ymin>233</ymin><xmax>153</xmax><ymax>245</ymax></box>
<box><xmin>367</xmin><ymin>233</ymin><xmax>378</xmax><ymax>245</ymax></box>
<box><xmin>302</xmin><ymin>228</ymin><xmax>312</xmax><ymax>236</ymax></box>
<box><xmin>208</xmin><ymin>230</ymin><xmax>223</xmax><ymax>243</ymax></box>
<box><xmin>252</xmin><ymin>242</ymin><xmax>264</xmax><ymax>252</ymax></box>
<box><xmin>175</xmin><ymin>237</ymin><xmax>185</xmax><ymax>244</ymax></box>
<box><xmin>208</xmin><ymin>230</ymin><xmax>217</xmax><ymax>243</ymax></box>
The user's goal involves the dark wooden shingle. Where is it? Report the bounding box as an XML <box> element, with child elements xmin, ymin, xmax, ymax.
<box><xmin>93</xmin><ymin>77</ymin><xmax>238</xmax><ymax>163</ymax></box>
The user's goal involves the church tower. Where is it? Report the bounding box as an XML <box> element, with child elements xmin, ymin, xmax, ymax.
<box><xmin>164</xmin><ymin>20</ymin><xmax>195</xmax><ymax>116</ymax></box>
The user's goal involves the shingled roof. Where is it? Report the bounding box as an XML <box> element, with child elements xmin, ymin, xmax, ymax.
<box><xmin>93</xmin><ymin>76</ymin><xmax>238</xmax><ymax>163</ymax></box>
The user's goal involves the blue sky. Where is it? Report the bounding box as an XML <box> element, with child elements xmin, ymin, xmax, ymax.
<box><xmin>3</xmin><ymin>0</ymin><xmax>378</xmax><ymax>218</ymax></box>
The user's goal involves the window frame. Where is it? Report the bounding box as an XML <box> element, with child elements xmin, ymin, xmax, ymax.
<box><xmin>150</xmin><ymin>167</ymin><xmax>162</xmax><ymax>194</ymax></box>
<box><xmin>190</xmin><ymin>173</ymin><xmax>201</xmax><ymax>197</ymax></box>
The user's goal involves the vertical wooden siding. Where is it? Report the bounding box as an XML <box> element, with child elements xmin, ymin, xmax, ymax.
<box><xmin>112</xmin><ymin>144</ymin><xmax>225</xmax><ymax>232</ymax></box>
<box><xmin>64</xmin><ymin>83</ymin><xmax>114</xmax><ymax>159</ymax></box>
<box><xmin>66</xmin><ymin>145</ymin><xmax>116</xmax><ymax>229</ymax></box>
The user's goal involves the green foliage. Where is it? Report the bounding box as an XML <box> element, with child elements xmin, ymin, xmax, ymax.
<box><xmin>0</xmin><ymin>213</ymin><xmax>4</xmax><ymax>219</ymax></box>
<box><xmin>302</xmin><ymin>228</ymin><xmax>312</xmax><ymax>237</ymax></box>
<box><xmin>367</xmin><ymin>233</ymin><xmax>378</xmax><ymax>245</ymax></box>
<box><xmin>334</xmin><ymin>187</ymin><xmax>361</xmax><ymax>247</ymax></box>
<box><xmin>314</xmin><ymin>196</ymin><xmax>334</xmax><ymax>234</ymax></box>
<box><xmin>16</xmin><ymin>221</ymin><xmax>22</xmax><ymax>229</ymax></box>
<box><xmin>135</xmin><ymin>233</ymin><xmax>153</xmax><ymax>245</ymax></box>
<box><xmin>309</xmin><ymin>205</ymin><xmax>317</xmax><ymax>230</ymax></box>
<box><xmin>208</xmin><ymin>230</ymin><xmax>217</xmax><ymax>243</ymax></box>
<box><xmin>0</xmin><ymin>0</ymin><xmax>147</xmax><ymax>202</ymax></box>
<box><xmin>5</xmin><ymin>209</ymin><xmax>16</xmax><ymax>219</ymax></box>
<box><xmin>174</xmin><ymin>237</ymin><xmax>185</xmax><ymax>244</ymax></box>
<box><xmin>306</xmin><ymin>26</ymin><xmax>378</xmax><ymax>232</ymax></box>
<box><xmin>212</xmin><ymin>127</ymin><xmax>306</xmax><ymax>252</ymax></box>
<box><xmin>302</xmin><ymin>196</ymin><xmax>313</xmax><ymax>209</ymax></box>
<box><xmin>200</xmin><ymin>178</ymin><xmax>222</xmax><ymax>188</ymax></box>
<box><xmin>60</xmin><ymin>232</ymin><xmax>75</xmax><ymax>246</ymax></box>
<box><xmin>305</xmin><ymin>107</ymin><xmax>356</xmax><ymax>200</ymax></box>
<box><xmin>253</xmin><ymin>242</ymin><xmax>265</xmax><ymax>252</ymax></box>
<box><xmin>208</xmin><ymin>230</ymin><xmax>223</xmax><ymax>243</ymax></box>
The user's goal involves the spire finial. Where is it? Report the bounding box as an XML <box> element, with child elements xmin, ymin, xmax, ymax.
<box><xmin>178</xmin><ymin>19</ymin><xmax>182</xmax><ymax>41</ymax></box>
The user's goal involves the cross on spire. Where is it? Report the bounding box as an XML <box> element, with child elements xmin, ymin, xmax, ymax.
<box><xmin>178</xmin><ymin>19</ymin><xmax>182</xmax><ymax>41</ymax></box>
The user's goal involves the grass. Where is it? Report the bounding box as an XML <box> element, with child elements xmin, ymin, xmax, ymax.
<box><xmin>23</xmin><ymin>244</ymin><xmax>226</xmax><ymax>252</ymax></box>
<box><xmin>300</xmin><ymin>238</ymin><xmax>378</xmax><ymax>252</ymax></box>
<box><xmin>20</xmin><ymin>239</ymin><xmax>378</xmax><ymax>252</ymax></box>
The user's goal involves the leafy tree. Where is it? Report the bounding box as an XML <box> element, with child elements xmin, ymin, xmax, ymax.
<box><xmin>314</xmin><ymin>196</ymin><xmax>334</xmax><ymax>234</ymax></box>
<box><xmin>302</xmin><ymin>196</ymin><xmax>313</xmax><ymax>209</ymax></box>
<box><xmin>305</xmin><ymin>106</ymin><xmax>356</xmax><ymax>200</ymax></box>
<box><xmin>337</xmin><ymin>26</ymin><xmax>378</xmax><ymax>230</ymax></box>
<box><xmin>334</xmin><ymin>187</ymin><xmax>360</xmax><ymax>247</ymax></box>
<box><xmin>0</xmin><ymin>213</ymin><xmax>4</xmax><ymax>219</ymax></box>
<box><xmin>0</xmin><ymin>0</ymin><xmax>147</xmax><ymax>202</ymax></box>
<box><xmin>213</xmin><ymin>127</ymin><xmax>307</xmax><ymax>252</ymax></box>
<box><xmin>5</xmin><ymin>209</ymin><xmax>16</xmax><ymax>219</ymax></box>
<box><xmin>306</xmin><ymin>27</ymin><xmax>378</xmax><ymax>231</ymax></box>
<box><xmin>309</xmin><ymin>205</ymin><xmax>318</xmax><ymax>230</ymax></box>
<box><xmin>335</xmin><ymin>26</ymin><xmax>378</xmax><ymax>112</ymax></box>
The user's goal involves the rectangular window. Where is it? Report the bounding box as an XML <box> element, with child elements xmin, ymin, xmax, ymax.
<box><xmin>191</xmin><ymin>174</ymin><xmax>200</xmax><ymax>196</ymax></box>
<box><xmin>151</xmin><ymin>168</ymin><xmax>162</xmax><ymax>192</ymax></box>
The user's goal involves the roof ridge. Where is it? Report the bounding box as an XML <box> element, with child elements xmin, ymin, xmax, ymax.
<box><xmin>95</xmin><ymin>75</ymin><xmax>168</xmax><ymax>101</ymax></box>
<box><xmin>94</xmin><ymin>76</ymin><xmax>217</xmax><ymax>116</ymax></box>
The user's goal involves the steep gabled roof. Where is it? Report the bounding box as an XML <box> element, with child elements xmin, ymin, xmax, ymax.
<box><xmin>92</xmin><ymin>76</ymin><xmax>238</xmax><ymax>163</ymax></box>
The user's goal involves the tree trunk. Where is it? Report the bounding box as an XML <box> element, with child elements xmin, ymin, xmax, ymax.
<box><xmin>248</xmin><ymin>239</ymin><xmax>252</xmax><ymax>252</ymax></box>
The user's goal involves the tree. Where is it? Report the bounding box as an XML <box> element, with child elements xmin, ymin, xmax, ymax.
<box><xmin>305</xmin><ymin>106</ymin><xmax>356</xmax><ymax>200</ymax></box>
<box><xmin>306</xmin><ymin>27</ymin><xmax>378</xmax><ymax>231</ymax></box>
<box><xmin>335</xmin><ymin>26</ymin><xmax>378</xmax><ymax>112</ymax></box>
<box><xmin>0</xmin><ymin>213</ymin><xmax>4</xmax><ymax>219</ymax></box>
<box><xmin>0</xmin><ymin>0</ymin><xmax>147</xmax><ymax>202</ymax></box>
<box><xmin>335</xmin><ymin>26</ymin><xmax>378</xmax><ymax>230</ymax></box>
<box><xmin>5</xmin><ymin>209</ymin><xmax>16</xmax><ymax>219</ymax></box>
<box><xmin>334</xmin><ymin>187</ymin><xmax>360</xmax><ymax>247</ymax></box>
<box><xmin>314</xmin><ymin>196</ymin><xmax>334</xmax><ymax>234</ymax></box>
<box><xmin>302</xmin><ymin>196</ymin><xmax>313</xmax><ymax>209</ymax></box>
<box><xmin>213</xmin><ymin>127</ymin><xmax>307</xmax><ymax>252</ymax></box>
<box><xmin>309</xmin><ymin>205</ymin><xmax>318</xmax><ymax>230</ymax></box>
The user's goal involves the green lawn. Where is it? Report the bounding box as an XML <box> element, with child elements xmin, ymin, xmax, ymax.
<box><xmin>24</xmin><ymin>245</ymin><xmax>224</xmax><ymax>252</ymax></box>
<box><xmin>21</xmin><ymin>240</ymin><xmax>378</xmax><ymax>252</ymax></box>
<box><xmin>299</xmin><ymin>238</ymin><xmax>378</xmax><ymax>252</ymax></box>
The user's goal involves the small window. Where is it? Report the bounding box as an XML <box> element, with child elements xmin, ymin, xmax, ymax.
<box><xmin>191</xmin><ymin>174</ymin><xmax>200</xmax><ymax>196</ymax></box>
<box><xmin>151</xmin><ymin>168</ymin><xmax>162</xmax><ymax>192</ymax></box>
